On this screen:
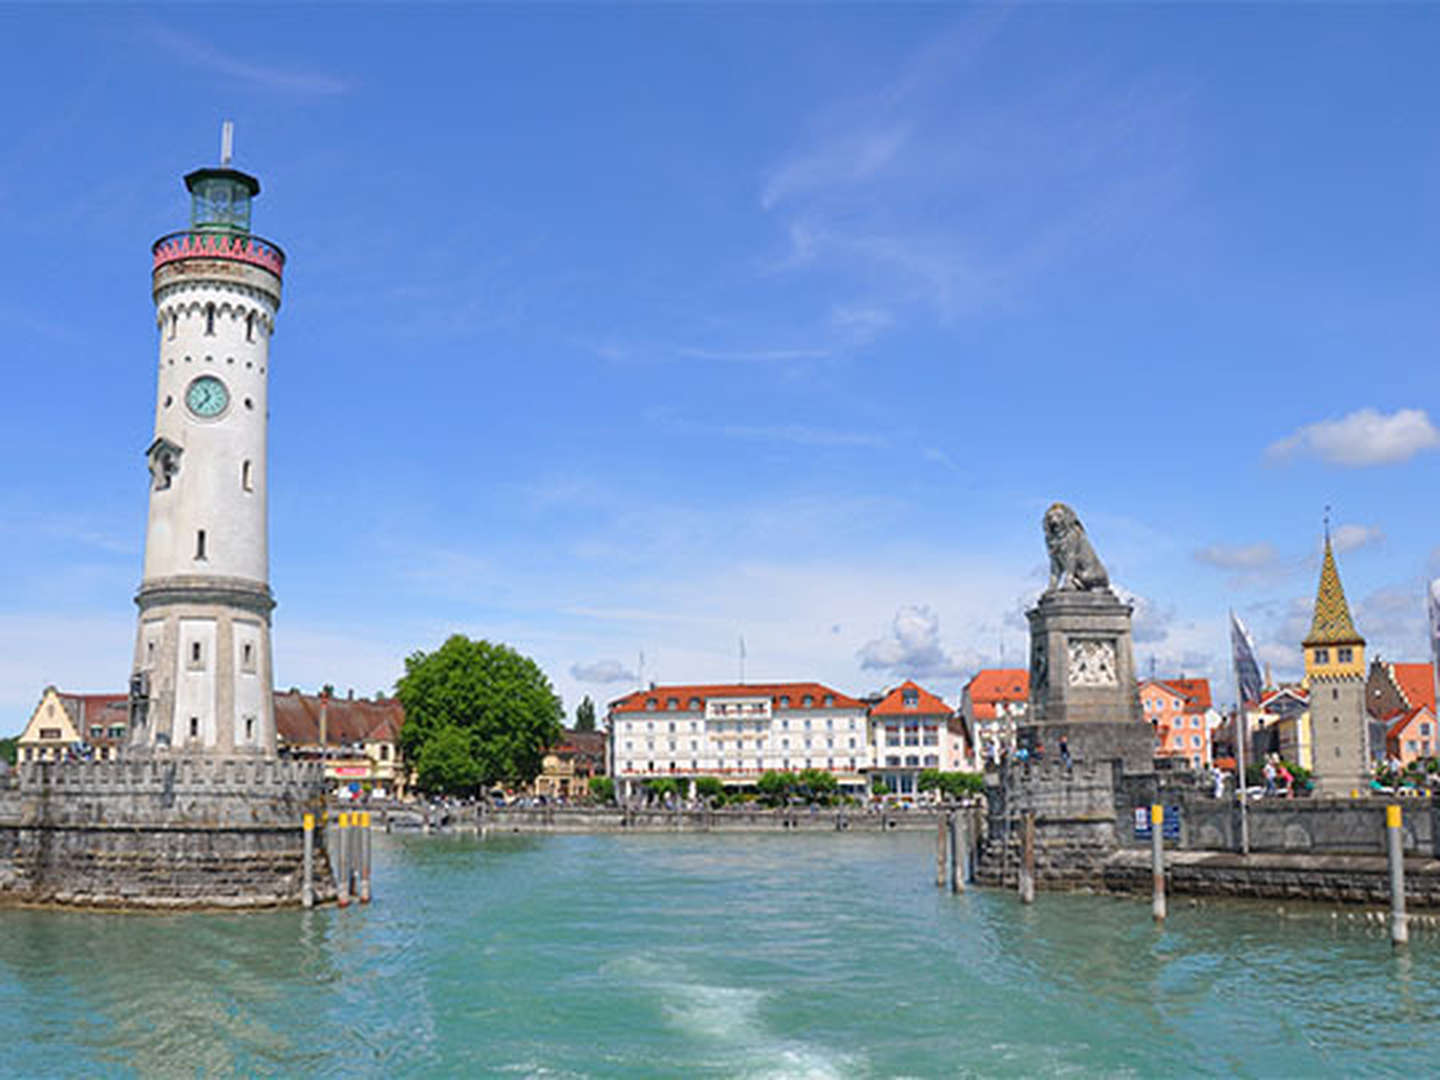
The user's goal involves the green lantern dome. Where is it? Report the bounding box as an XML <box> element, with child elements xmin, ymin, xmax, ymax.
<box><xmin>184</xmin><ymin>167</ymin><xmax>260</xmax><ymax>233</ymax></box>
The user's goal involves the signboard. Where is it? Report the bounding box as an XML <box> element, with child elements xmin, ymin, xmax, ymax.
<box><xmin>1133</xmin><ymin>805</ymin><xmax>1180</xmax><ymax>841</ymax></box>
<box><xmin>332</xmin><ymin>766</ymin><xmax>370</xmax><ymax>778</ymax></box>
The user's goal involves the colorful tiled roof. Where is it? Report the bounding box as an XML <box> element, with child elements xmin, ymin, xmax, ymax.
<box><xmin>1304</xmin><ymin>536</ymin><xmax>1364</xmax><ymax>646</ymax></box>
<box><xmin>871</xmin><ymin>680</ymin><xmax>953</xmax><ymax>717</ymax></box>
<box><xmin>608</xmin><ymin>682</ymin><xmax>864</xmax><ymax>714</ymax></box>
<box><xmin>965</xmin><ymin>668</ymin><xmax>1029</xmax><ymax>703</ymax></box>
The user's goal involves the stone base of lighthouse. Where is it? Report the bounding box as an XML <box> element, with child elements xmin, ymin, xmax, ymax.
<box><xmin>0</xmin><ymin>757</ymin><xmax>337</xmax><ymax>909</ymax></box>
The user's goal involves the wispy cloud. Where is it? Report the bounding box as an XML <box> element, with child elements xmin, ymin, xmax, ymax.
<box><xmin>569</xmin><ymin>659</ymin><xmax>637</xmax><ymax>684</ymax></box>
<box><xmin>1266</xmin><ymin>408</ymin><xmax>1440</xmax><ymax>467</ymax></box>
<box><xmin>144</xmin><ymin>24</ymin><xmax>353</xmax><ymax>96</ymax></box>
<box><xmin>644</xmin><ymin>408</ymin><xmax>886</xmax><ymax>450</ymax></box>
<box><xmin>1331</xmin><ymin>523</ymin><xmax>1384</xmax><ymax>554</ymax></box>
<box><xmin>676</xmin><ymin>345</ymin><xmax>831</xmax><ymax>364</ymax></box>
<box><xmin>1194</xmin><ymin>542</ymin><xmax>1281</xmax><ymax>572</ymax></box>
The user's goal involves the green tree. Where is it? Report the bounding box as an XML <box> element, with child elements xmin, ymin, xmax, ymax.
<box><xmin>919</xmin><ymin>769</ymin><xmax>985</xmax><ymax>801</ymax></box>
<box><xmin>396</xmin><ymin>634</ymin><xmax>564</xmax><ymax>792</ymax></box>
<box><xmin>413</xmin><ymin>725</ymin><xmax>482</xmax><ymax>795</ymax></box>
<box><xmin>756</xmin><ymin>770</ymin><xmax>792</xmax><ymax>807</ymax></box>
<box><xmin>693</xmin><ymin>776</ymin><xmax>725</xmax><ymax>804</ymax></box>
<box><xmin>588</xmin><ymin>776</ymin><xmax>615</xmax><ymax>803</ymax></box>
<box><xmin>871</xmin><ymin>775</ymin><xmax>890</xmax><ymax>795</ymax></box>
<box><xmin>796</xmin><ymin>769</ymin><xmax>838</xmax><ymax>804</ymax></box>
<box><xmin>0</xmin><ymin>736</ymin><xmax>16</xmax><ymax>766</ymax></box>
<box><xmin>575</xmin><ymin>695</ymin><xmax>597</xmax><ymax>733</ymax></box>
<box><xmin>646</xmin><ymin>777</ymin><xmax>681</xmax><ymax>800</ymax></box>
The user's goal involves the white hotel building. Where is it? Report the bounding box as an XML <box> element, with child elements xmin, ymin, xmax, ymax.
<box><xmin>607</xmin><ymin>682</ymin><xmax>872</xmax><ymax>798</ymax></box>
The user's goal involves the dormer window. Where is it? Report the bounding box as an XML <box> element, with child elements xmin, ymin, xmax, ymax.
<box><xmin>778</xmin><ymin>696</ymin><xmax>790</xmax><ymax>708</ymax></box>
<box><xmin>823</xmin><ymin>695</ymin><xmax>834</xmax><ymax>706</ymax></box>
<box><xmin>645</xmin><ymin>698</ymin><xmax>657</xmax><ymax>711</ymax></box>
<box><xmin>666</xmin><ymin>697</ymin><xmax>678</xmax><ymax>710</ymax></box>
<box><xmin>801</xmin><ymin>695</ymin><xmax>813</xmax><ymax>707</ymax></box>
<box><xmin>688</xmin><ymin>697</ymin><xmax>701</xmax><ymax>709</ymax></box>
<box><xmin>902</xmin><ymin>689</ymin><xmax>919</xmax><ymax>708</ymax></box>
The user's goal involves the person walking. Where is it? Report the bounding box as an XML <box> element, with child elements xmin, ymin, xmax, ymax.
<box><xmin>1262</xmin><ymin>757</ymin><xmax>1277</xmax><ymax>797</ymax></box>
<box><xmin>1059</xmin><ymin>736</ymin><xmax>1072</xmax><ymax>770</ymax></box>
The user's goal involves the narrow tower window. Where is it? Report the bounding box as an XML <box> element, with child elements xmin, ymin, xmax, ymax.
<box><xmin>168</xmin><ymin>312</ymin><xmax>177</xmax><ymax>341</ymax></box>
<box><xmin>195</xmin><ymin>529</ymin><xmax>207</xmax><ymax>560</ymax></box>
<box><xmin>205</xmin><ymin>304</ymin><xmax>216</xmax><ymax>335</ymax></box>
<box><xmin>241</xmin><ymin>460</ymin><xmax>253</xmax><ymax>492</ymax></box>
<box><xmin>246</xmin><ymin>311</ymin><xmax>255</xmax><ymax>342</ymax></box>
<box><xmin>245</xmin><ymin>716</ymin><xmax>255</xmax><ymax>741</ymax></box>
<box><xmin>190</xmin><ymin>717</ymin><xmax>199</xmax><ymax>738</ymax></box>
<box><xmin>191</xmin><ymin>641</ymin><xmax>202</xmax><ymax>665</ymax></box>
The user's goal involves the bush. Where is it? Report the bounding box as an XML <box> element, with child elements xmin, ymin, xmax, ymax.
<box><xmin>588</xmin><ymin>776</ymin><xmax>615</xmax><ymax>804</ymax></box>
<box><xmin>918</xmin><ymin>769</ymin><xmax>985</xmax><ymax>801</ymax></box>
<box><xmin>693</xmin><ymin>776</ymin><xmax>726</xmax><ymax>804</ymax></box>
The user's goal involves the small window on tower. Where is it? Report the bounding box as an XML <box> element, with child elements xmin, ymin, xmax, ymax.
<box><xmin>190</xmin><ymin>641</ymin><xmax>203</xmax><ymax>668</ymax></box>
<box><xmin>242</xmin><ymin>460</ymin><xmax>253</xmax><ymax>492</ymax></box>
<box><xmin>242</xmin><ymin>642</ymin><xmax>255</xmax><ymax>672</ymax></box>
<box><xmin>195</xmin><ymin>529</ymin><xmax>206</xmax><ymax>560</ymax></box>
<box><xmin>246</xmin><ymin>312</ymin><xmax>255</xmax><ymax>343</ymax></box>
<box><xmin>245</xmin><ymin>716</ymin><xmax>255</xmax><ymax>740</ymax></box>
<box><xmin>205</xmin><ymin>304</ymin><xmax>215</xmax><ymax>335</ymax></box>
<box><xmin>190</xmin><ymin>717</ymin><xmax>199</xmax><ymax>738</ymax></box>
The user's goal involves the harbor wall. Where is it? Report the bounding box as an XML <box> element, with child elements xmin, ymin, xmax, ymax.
<box><xmin>977</xmin><ymin>757</ymin><xmax>1440</xmax><ymax>907</ymax></box>
<box><xmin>375</xmin><ymin>803</ymin><xmax>953</xmax><ymax>834</ymax></box>
<box><xmin>0</xmin><ymin>758</ymin><xmax>335</xmax><ymax>909</ymax></box>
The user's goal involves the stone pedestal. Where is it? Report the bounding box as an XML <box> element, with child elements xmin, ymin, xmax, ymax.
<box><xmin>1019</xmin><ymin>589</ymin><xmax>1153</xmax><ymax>774</ymax></box>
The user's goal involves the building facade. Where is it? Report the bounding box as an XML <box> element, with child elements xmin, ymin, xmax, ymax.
<box><xmin>532</xmin><ymin>729</ymin><xmax>607</xmax><ymax>801</ymax></box>
<box><xmin>17</xmin><ymin>688</ymin><xmax>130</xmax><ymax>763</ymax></box>
<box><xmin>961</xmin><ymin>668</ymin><xmax>1029</xmax><ymax>764</ymax></box>
<box><xmin>607</xmin><ymin>682</ymin><xmax>871</xmax><ymax>798</ymax></box>
<box><xmin>1140</xmin><ymin>678</ymin><xmax>1215</xmax><ymax>769</ymax></box>
<box><xmin>273</xmin><ymin>691</ymin><xmax>407</xmax><ymax>798</ymax></box>
<box><xmin>869</xmin><ymin>680</ymin><xmax>962</xmax><ymax>797</ymax></box>
<box><xmin>128</xmin><ymin>154</ymin><xmax>286</xmax><ymax>757</ymax></box>
<box><xmin>1384</xmin><ymin>705</ymin><xmax>1436</xmax><ymax>768</ymax></box>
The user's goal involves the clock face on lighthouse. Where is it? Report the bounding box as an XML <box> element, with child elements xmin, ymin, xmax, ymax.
<box><xmin>185</xmin><ymin>375</ymin><xmax>229</xmax><ymax>418</ymax></box>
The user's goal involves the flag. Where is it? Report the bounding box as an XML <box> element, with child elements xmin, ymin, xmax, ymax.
<box><xmin>1229</xmin><ymin>610</ymin><xmax>1263</xmax><ymax>706</ymax></box>
<box><xmin>1428</xmin><ymin>579</ymin><xmax>1440</xmax><ymax>683</ymax></box>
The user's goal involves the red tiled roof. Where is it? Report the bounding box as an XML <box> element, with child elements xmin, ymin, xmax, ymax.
<box><xmin>273</xmin><ymin>692</ymin><xmax>404</xmax><ymax>746</ymax></box>
<box><xmin>871</xmin><ymin>680</ymin><xmax>953</xmax><ymax>718</ymax></box>
<box><xmin>1156</xmin><ymin>678</ymin><xmax>1212</xmax><ymax>711</ymax></box>
<box><xmin>965</xmin><ymin>669</ymin><xmax>1028</xmax><ymax>703</ymax></box>
<box><xmin>57</xmin><ymin>693</ymin><xmax>130</xmax><ymax>745</ymax></box>
<box><xmin>553</xmin><ymin>729</ymin><xmax>607</xmax><ymax>757</ymax></box>
<box><xmin>971</xmin><ymin>702</ymin><xmax>997</xmax><ymax>721</ymax></box>
<box><xmin>609</xmin><ymin>682</ymin><xmax>864</xmax><ymax>714</ymax></box>
<box><xmin>1387</xmin><ymin>705</ymin><xmax>1432</xmax><ymax>742</ymax></box>
<box><xmin>1392</xmin><ymin>663</ymin><xmax>1436</xmax><ymax>712</ymax></box>
<box><xmin>1260</xmin><ymin>686</ymin><xmax>1309</xmax><ymax>710</ymax></box>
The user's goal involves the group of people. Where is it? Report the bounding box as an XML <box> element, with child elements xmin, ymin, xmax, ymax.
<box><xmin>1261</xmin><ymin>753</ymin><xmax>1295</xmax><ymax>798</ymax></box>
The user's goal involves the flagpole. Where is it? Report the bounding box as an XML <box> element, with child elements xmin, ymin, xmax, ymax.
<box><xmin>1230</xmin><ymin>610</ymin><xmax>1251</xmax><ymax>856</ymax></box>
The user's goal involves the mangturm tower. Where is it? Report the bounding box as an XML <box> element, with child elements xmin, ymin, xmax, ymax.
<box><xmin>129</xmin><ymin>126</ymin><xmax>285</xmax><ymax>756</ymax></box>
<box><xmin>1303</xmin><ymin>527</ymin><xmax>1370</xmax><ymax>796</ymax></box>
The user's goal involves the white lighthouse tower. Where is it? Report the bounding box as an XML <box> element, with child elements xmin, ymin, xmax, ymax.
<box><xmin>129</xmin><ymin>126</ymin><xmax>285</xmax><ymax>757</ymax></box>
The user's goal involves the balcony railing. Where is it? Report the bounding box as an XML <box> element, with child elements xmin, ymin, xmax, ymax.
<box><xmin>152</xmin><ymin>230</ymin><xmax>286</xmax><ymax>278</ymax></box>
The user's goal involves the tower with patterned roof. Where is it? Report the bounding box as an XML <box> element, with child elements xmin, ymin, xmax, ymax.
<box><xmin>128</xmin><ymin>128</ymin><xmax>285</xmax><ymax>757</ymax></box>
<box><xmin>1303</xmin><ymin>530</ymin><xmax>1370</xmax><ymax>795</ymax></box>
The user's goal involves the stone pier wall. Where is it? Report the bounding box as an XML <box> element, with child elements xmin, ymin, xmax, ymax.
<box><xmin>0</xmin><ymin>758</ymin><xmax>336</xmax><ymax>909</ymax></box>
<box><xmin>977</xmin><ymin>757</ymin><xmax>1440</xmax><ymax>906</ymax></box>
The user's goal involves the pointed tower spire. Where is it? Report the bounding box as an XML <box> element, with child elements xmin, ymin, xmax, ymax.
<box><xmin>1304</xmin><ymin>532</ymin><xmax>1364</xmax><ymax>647</ymax></box>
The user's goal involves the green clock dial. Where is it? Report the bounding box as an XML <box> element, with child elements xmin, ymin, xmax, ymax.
<box><xmin>185</xmin><ymin>375</ymin><xmax>229</xmax><ymax>418</ymax></box>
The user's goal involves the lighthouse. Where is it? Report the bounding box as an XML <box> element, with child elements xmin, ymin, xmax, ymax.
<box><xmin>129</xmin><ymin>125</ymin><xmax>285</xmax><ymax>757</ymax></box>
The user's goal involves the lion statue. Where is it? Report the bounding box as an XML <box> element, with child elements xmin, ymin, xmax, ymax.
<box><xmin>1043</xmin><ymin>502</ymin><xmax>1109</xmax><ymax>592</ymax></box>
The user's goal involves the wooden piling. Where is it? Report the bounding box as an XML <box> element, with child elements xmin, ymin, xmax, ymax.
<box><xmin>1151</xmin><ymin>803</ymin><xmax>1166</xmax><ymax>923</ymax></box>
<box><xmin>948</xmin><ymin>811</ymin><xmax>963</xmax><ymax>893</ymax></box>
<box><xmin>336</xmin><ymin>812</ymin><xmax>351</xmax><ymax>908</ymax></box>
<box><xmin>301</xmin><ymin>812</ymin><xmax>315</xmax><ymax>909</ymax></box>
<box><xmin>1387</xmin><ymin>804</ymin><xmax>1408</xmax><ymax>947</ymax></box>
<box><xmin>1019</xmin><ymin>811</ymin><xmax>1035</xmax><ymax>904</ymax></box>
<box><xmin>936</xmin><ymin>818</ymin><xmax>947</xmax><ymax>887</ymax></box>
<box><xmin>359</xmin><ymin>810</ymin><xmax>372</xmax><ymax>904</ymax></box>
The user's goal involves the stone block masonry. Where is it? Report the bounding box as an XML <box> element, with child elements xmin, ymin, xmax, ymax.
<box><xmin>0</xmin><ymin>757</ymin><xmax>337</xmax><ymax>909</ymax></box>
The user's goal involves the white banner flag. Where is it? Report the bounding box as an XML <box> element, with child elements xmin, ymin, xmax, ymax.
<box><xmin>1230</xmin><ymin>611</ymin><xmax>1264</xmax><ymax>706</ymax></box>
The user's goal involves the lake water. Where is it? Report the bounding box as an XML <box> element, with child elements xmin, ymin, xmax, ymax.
<box><xmin>0</xmin><ymin>830</ymin><xmax>1434</xmax><ymax>1077</ymax></box>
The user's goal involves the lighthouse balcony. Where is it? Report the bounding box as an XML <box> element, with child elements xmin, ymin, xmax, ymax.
<box><xmin>152</xmin><ymin>230</ymin><xmax>285</xmax><ymax>279</ymax></box>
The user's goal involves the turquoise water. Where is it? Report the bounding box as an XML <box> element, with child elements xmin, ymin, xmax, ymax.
<box><xmin>0</xmin><ymin>830</ymin><xmax>1435</xmax><ymax>1077</ymax></box>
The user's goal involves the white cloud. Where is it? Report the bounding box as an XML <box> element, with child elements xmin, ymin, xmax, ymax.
<box><xmin>569</xmin><ymin>659</ymin><xmax>638</xmax><ymax>685</ymax></box>
<box><xmin>1266</xmin><ymin>408</ymin><xmax>1440</xmax><ymax>467</ymax></box>
<box><xmin>144</xmin><ymin>24</ymin><xmax>353</xmax><ymax>95</ymax></box>
<box><xmin>857</xmin><ymin>604</ymin><xmax>971</xmax><ymax>679</ymax></box>
<box><xmin>1331</xmin><ymin>523</ymin><xmax>1384</xmax><ymax>554</ymax></box>
<box><xmin>1194</xmin><ymin>542</ymin><xmax>1280</xmax><ymax>571</ymax></box>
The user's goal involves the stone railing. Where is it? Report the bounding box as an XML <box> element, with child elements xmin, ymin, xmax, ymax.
<box><xmin>152</xmin><ymin>230</ymin><xmax>286</xmax><ymax>278</ymax></box>
<box><xmin>17</xmin><ymin>756</ymin><xmax>323</xmax><ymax>799</ymax></box>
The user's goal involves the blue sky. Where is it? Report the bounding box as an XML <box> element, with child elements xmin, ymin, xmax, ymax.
<box><xmin>2</xmin><ymin>5</ymin><xmax>1438</xmax><ymax>731</ymax></box>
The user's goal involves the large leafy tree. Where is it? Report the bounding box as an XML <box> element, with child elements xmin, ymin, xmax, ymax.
<box><xmin>397</xmin><ymin>634</ymin><xmax>564</xmax><ymax>793</ymax></box>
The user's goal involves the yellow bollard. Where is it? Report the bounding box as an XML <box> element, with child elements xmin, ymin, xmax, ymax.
<box><xmin>359</xmin><ymin>811</ymin><xmax>372</xmax><ymax>904</ymax></box>
<box><xmin>302</xmin><ymin>812</ymin><xmax>315</xmax><ymax>909</ymax></box>
<box><xmin>1151</xmin><ymin>803</ymin><xmax>1166</xmax><ymax>923</ymax></box>
<box><xmin>1386</xmin><ymin>804</ymin><xmax>1407</xmax><ymax>947</ymax></box>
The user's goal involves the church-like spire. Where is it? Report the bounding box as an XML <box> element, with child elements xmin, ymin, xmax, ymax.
<box><xmin>1303</xmin><ymin>533</ymin><xmax>1364</xmax><ymax>646</ymax></box>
